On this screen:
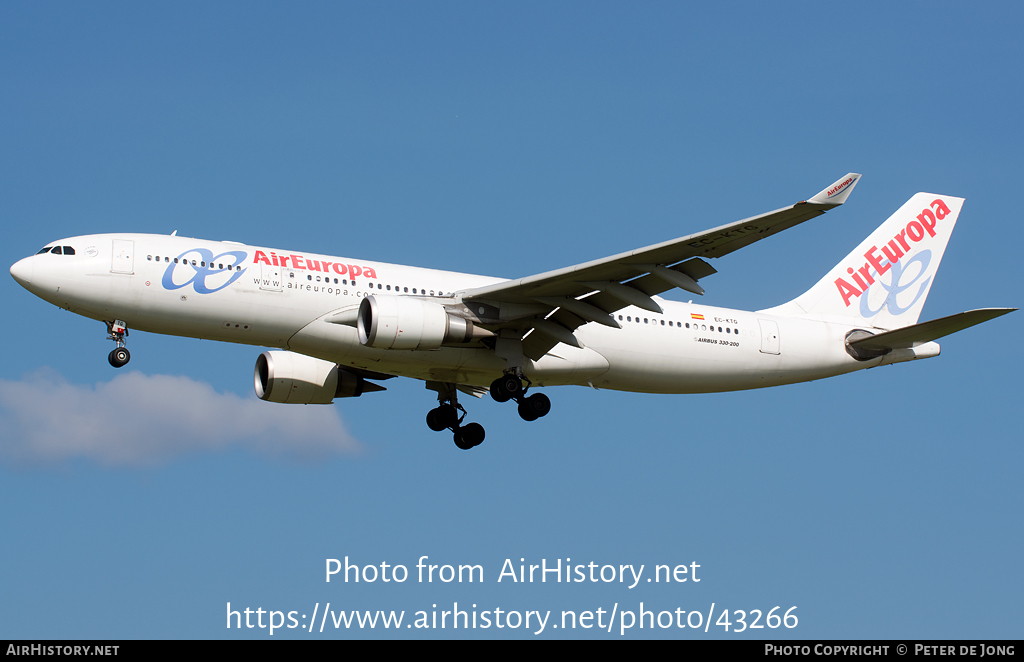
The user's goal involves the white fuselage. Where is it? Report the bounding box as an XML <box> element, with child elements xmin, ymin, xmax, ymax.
<box><xmin>12</xmin><ymin>233</ymin><xmax>925</xmax><ymax>393</ymax></box>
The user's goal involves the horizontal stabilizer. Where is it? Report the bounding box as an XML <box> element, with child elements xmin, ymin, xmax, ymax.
<box><xmin>849</xmin><ymin>308</ymin><xmax>1016</xmax><ymax>351</ymax></box>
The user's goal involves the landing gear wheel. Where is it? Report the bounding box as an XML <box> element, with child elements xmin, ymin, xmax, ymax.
<box><xmin>427</xmin><ymin>404</ymin><xmax>460</xmax><ymax>431</ymax></box>
<box><xmin>426</xmin><ymin>408</ymin><xmax>446</xmax><ymax>432</ymax></box>
<box><xmin>518</xmin><ymin>393</ymin><xmax>551</xmax><ymax>421</ymax></box>
<box><xmin>436</xmin><ymin>404</ymin><xmax>459</xmax><ymax>428</ymax></box>
<box><xmin>108</xmin><ymin>347</ymin><xmax>131</xmax><ymax>368</ymax></box>
<box><xmin>454</xmin><ymin>431</ymin><xmax>474</xmax><ymax>450</ymax></box>
<box><xmin>489</xmin><ymin>377</ymin><xmax>511</xmax><ymax>403</ymax></box>
<box><xmin>453</xmin><ymin>423</ymin><xmax>485</xmax><ymax>450</ymax></box>
<box><xmin>462</xmin><ymin>422</ymin><xmax>485</xmax><ymax>447</ymax></box>
<box><xmin>490</xmin><ymin>374</ymin><xmax>523</xmax><ymax>402</ymax></box>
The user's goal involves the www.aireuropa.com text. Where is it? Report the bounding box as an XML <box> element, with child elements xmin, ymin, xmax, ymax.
<box><xmin>226</xmin><ymin>602</ymin><xmax>797</xmax><ymax>636</ymax></box>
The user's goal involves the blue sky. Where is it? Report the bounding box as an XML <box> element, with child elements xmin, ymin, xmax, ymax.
<box><xmin>1</xmin><ymin>2</ymin><xmax>1021</xmax><ymax>639</ymax></box>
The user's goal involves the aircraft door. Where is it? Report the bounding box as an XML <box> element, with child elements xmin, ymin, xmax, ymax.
<box><xmin>111</xmin><ymin>239</ymin><xmax>134</xmax><ymax>274</ymax></box>
<box><xmin>758</xmin><ymin>319</ymin><xmax>780</xmax><ymax>354</ymax></box>
<box><xmin>259</xmin><ymin>264</ymin><xmax>282</xmax><ymax>291</ymax></box>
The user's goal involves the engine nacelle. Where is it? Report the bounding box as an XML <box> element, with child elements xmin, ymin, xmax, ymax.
<box><xmin>254</xmin><ymin>350</ymin><xmax>370</xmax><ymax>404</ymax></box>
<box><xmin>357</xmin><ymin>296</ymin><xmax>489</xmax><ymax>350</ymax></box>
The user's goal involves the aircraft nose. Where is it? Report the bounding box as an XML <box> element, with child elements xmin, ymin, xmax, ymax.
<box><xmin>10</xmin><ymin>256</ymin><xmax>34</xmax><ymax>286</ymax></box>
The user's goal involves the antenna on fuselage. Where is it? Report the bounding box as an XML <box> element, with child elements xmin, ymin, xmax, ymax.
<box><xmin>171</xmin><ymin>230</ymin><xmax>177</xmax><ymax>236</ymax></box>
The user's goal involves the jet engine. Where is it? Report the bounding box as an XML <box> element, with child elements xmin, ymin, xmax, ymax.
<box><xmin>356</xmin><ymin>295</ymin><xmax>492</xmax><ymax>350</ymax></box>
<box><xmin>254</xmin><ymin>350</ymin><xmax>383</xmax><ymax>404</ymax></box>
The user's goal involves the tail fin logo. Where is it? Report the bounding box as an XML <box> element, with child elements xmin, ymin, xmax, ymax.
<box><xmin>858</xmin><ymin>250</ymin><xmax>932</xmax><ymax>318</ymax></box>
<box><xmin>834</xmin><ymin>198</ymin><xmax>952</xmax><ymax>311</ymax></box>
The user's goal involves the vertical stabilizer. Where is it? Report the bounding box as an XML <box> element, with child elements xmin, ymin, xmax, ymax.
<box><xmin>764</xmin><ymin>193</ymin><xmax>964</xmax><ymax>329</ymax></box>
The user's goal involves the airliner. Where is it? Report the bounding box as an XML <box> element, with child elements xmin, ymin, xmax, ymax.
<box><xmin>9</xmin><ymin>174</ymin><xmax>1014</xmax><ymax>449</ymax></box>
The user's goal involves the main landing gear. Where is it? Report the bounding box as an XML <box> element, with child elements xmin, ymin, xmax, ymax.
<box><xmin>425</xmin><ymin>382</ymin><xmax>486</xmax><ymax>450</ymax></box>
<box><xmin>489</xmin><ymin>372</ymin><xmax>551</xmax><ymax>422</ymax></box>
<box><xmin>105</xmin><ymin>320</ymin><xmax>131</xmax><ymax>368</ymax></box>
<box><xmin>423</xmin><ymin>373</ymin><xmax>550</xmax><ymax>449</ymax></box>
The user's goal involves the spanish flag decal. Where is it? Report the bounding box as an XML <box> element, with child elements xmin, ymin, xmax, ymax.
<box><xmin>691</xmin><ymin>313</ymin><xmax>704</xmax><ymax>320</ymax></box>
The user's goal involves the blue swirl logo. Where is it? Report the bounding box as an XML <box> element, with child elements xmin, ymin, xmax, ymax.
<box><xmin>162</xmin><ymin>248</ymin><xmax>248</xmax><ymax>294</ymax></box>
<box><xmin>859</xmin><ymin>249</ymin><xmax>932</xmax><ymax>318</ymax></box>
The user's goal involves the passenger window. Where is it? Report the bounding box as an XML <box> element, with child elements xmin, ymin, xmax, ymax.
<box><xmin>404</xmin><ymin>287</ymin><xmax>408</xmax><ymax>293</ymax></box>
<box><xmin>174</xmin><ymin>258</ymin><xmax>179</xmax><ymax>263</ymax></box>
<box><xmin>308</xmin><ymin>275</ymin><xmax>312</xmax><ymax>281</ymax></box>
<box><xmin>718</xmin><ymin>326</ymin><xmax>722</xmax><ymax>332</ymax></box>
<box><xmin>627</xmin><ymin>316</ymin><xmax>631</xmax><ymax>322</ymax></box>
<box><xmin>147</xmin><ymin>255</ymin><xmax>152</xmax><ymax>261</ymax></box>
<box><xmin>201</xmin><ymin>261</ymin><xmax>206</xmax><ymax>267</ymax></box>
<box><xmin>386</xmin><ymin>285</ymin><xmax>391</xmax><ymax>290</ymax></box>
<box><xmin>36</xmin><ymin>247</ymin><xmax>51</xmax><ymax>254</ymax></box>
<box><xmin>660</xmin><ymin>320</ymin><xmax>665</xmax><ymax>326</ymax></box>
<box><xmin>618</xmin><ymin>315</ymin><xmax>623</xmax><ymax>321</ymax></box>
<box><xmin>726</xmin><ymin>328</ymin><xmax>731</xmax><ymax>333</ymax></box>
<box><xmin>52</xmin><ymin>246</ymin><xmax>63</xmax><ymax>255</ymax></box>
<box><xmin>644</xmin><ymin>318</ymin><xmax>648</xmax><ymax>324</ymax></box>
<box><xmin>218</xmin><ymin>263</ymin><xmax>223</xmax><ymax>269</ymax></box>
<box><xmin>165</xmin><ymin>257</ymin><xmax>169</xmax><ymax>262</ymax></box>
<box><xmin>685</xmin><ymin>323</ymin><xmax>690</xmax><ymax>328</ymax></box>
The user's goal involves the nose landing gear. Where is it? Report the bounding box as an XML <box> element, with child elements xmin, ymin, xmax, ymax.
<box><xmin>490</xmin><ymin>372</ymin><xmax>551</xmax><ymax>422</ymax></box>
<box><xmin>106</xmin><ymin>320</ymin><xmax>131</xmax><ymax>368</ymax></box>
<box><xmin>425</xmin><ymin>382</ymin><xmax>486</xmax><ymax>450</ymax></box>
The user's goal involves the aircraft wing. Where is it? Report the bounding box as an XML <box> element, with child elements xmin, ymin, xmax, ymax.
<box><xmin>458</xmin><ymin>173</ymin><xmax>861</xmax><ymax>359</ymax></box>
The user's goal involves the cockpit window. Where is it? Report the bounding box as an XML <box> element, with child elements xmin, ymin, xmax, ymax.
<box><xmin>63</xmin><ymin>246</ymin><xmax>75</xmax><ymax>255</ymax></box>
<box><xmin>37</xmin><ymin>247</ymin><xmax>52</xmax><ymax>254</ymax></box>
<box><xmin>51</xmin><ymin>246</ymin><xmax>63</xmax><ymax>255</ymax></box>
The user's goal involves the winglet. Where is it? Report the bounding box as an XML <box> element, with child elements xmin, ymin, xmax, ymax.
<box><xmin>808</xmin><ymin>173</ymin><xmax>862</xmax><ymax>206</ymax></box>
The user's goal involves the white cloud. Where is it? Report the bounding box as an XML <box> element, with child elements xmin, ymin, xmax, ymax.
<box><xmin>0</xmin><ymin>369</ymin><xmax>361</xmax><ymax>466</ymax></box>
